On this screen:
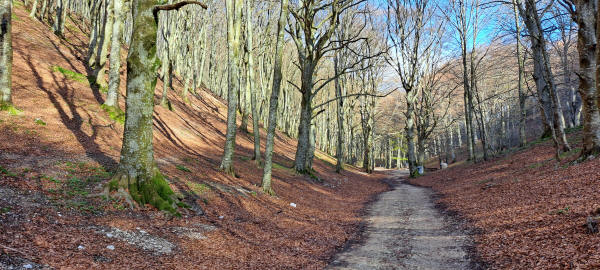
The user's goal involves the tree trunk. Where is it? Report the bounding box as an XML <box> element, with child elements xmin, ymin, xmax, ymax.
<box><xmin>53</xmin><ymin>0</ymin><xmax>66</xmax><ymax>37</ymax></box>
<box><xmin>334</xmin><ymin>54</ymin><xmax>344</xmax><ymax>173</ymax></box>
<box><xmin>0</xmin><ymin>0</ymin><xmax>11</xmax><ymax>109</ymax></box>
<box><xmin>29</xmin><ymin>0</ymin><xmax>38</xmax><ymax>18</ymax></box>
<box><xmin>110</xmin><ymin>0</ymin><xmax>179</xmax><ymax>214</ymax></box>
<box><xmin>512</xmin><ymin>0</ymin><xmax>527</xmax><ymax>147</ymax></box>
<box><xmin>261</xmin><ymin>0</ymin><xmax>289</xmax><ymax>195</ymax></box>
<box><xmin>220</xmin><ymin>0</ymin><xmax>243</xmax><ymax>175</ymax></box>
<box><xmin>104</xmin><ymin>0</ymin><xmax>126</xmax><ymax>109</ymax></box>
<box><xmin>245</xmin><ymin>0</ymin><xmax>260</xmax><ymax>162</ymax></box>
<box><xmin>574</xmin><ymin>0</ymin><xmax>600</xmax><ymax>158</ymax></box>
<box><xmin>294</xmin><ymin>67</ymin><xmax>313</xmax><ymax>173</ymax></box>
<box><xmin>406</xmin><ymin>92</ymin><xmax>418</xmax><ymax>177</ymax></box>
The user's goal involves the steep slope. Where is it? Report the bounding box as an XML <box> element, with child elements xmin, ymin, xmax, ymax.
<box><xmin>0</xmin><ymin>4</ymin><xmax>389</xmax><ymax>269</ymax></box>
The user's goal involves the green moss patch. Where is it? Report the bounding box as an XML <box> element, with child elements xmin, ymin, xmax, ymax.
<box><xmin>50</xmin><ymin>65</ymin><xmax>89</xmax><ymax>84</ymax></box>
<box><xmin>100</xmin><ymin>104</ymin><xmax>125</xmax><ymax>124</ymax></box>
<box><xmin>0</xmin><ymin>103</ymin><xmax>22</xmax><ymax>115</ymax></box>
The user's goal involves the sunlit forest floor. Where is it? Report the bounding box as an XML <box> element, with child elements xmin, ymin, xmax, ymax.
<box><xmin>410</xmin><ymin>126</ymin><xmax>600</xmax><ymax>269</ymax></box>
<box><xmin>0</xmin><ymin>4</ymin><xmax>389</xmax><ymax>269</ymax></box>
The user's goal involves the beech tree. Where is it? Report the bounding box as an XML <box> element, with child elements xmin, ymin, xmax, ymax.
<box><xmin>103</xmin><ymin>0</ymin><xmax>207</xmax><ymax>214</ymax></box>
<box><xmin>0</xmin><ymin>0</ymin><xmax>12</xmax><ymax>112</ymax></box>
<box><xmin>261</xmin><ymin>0</ymin><xmax>289</xmax><ymax>195</ymax></box>
<box><xmin>560</xmin><ymin>0</ymin><xmax>599</xmax><ymax>159</ymax></box>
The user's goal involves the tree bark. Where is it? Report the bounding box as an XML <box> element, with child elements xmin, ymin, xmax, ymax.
<box><xmin>220</xmin><ymin>0</ymin><xmax>243</xmax><ymax>175</ymax></box>
<box><xmin>110</xmin><ymin>0</ymin><xmax>179</xmax><ymax>214</ymax></box>
<box><xmin>104</xmin><ymin>0</ymin><xmax>126</xmax><ymax>108</ymax></box>
<box><xmin>512</xmin><ymin>0</ymin><xmax>527</xmax><ymax>147</ymax></box>
<box><xmin>573</xmin><ymin>0</ymin><xmax>600</xmax><ymax>158</ymax></box>
<box><xmin>261</xmin><ymin>0</ymin><xmax>289</xmax><ymax>195</ymax></box>
<box><xmin>0</xmin><ymin>0</ymin><xmax>11</xmax><ymax>109</ymax></box>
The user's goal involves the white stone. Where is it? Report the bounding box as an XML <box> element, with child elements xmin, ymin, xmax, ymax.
<box><xmin>23</xmin><ymin>264</ymin><xmax>33</xmax><ymax>269</ymax></box>
<box><xmin>106</xmin><ymin>245</ymin><xmax>115</xmax><ymax>250</ymax></box>
<box><xmin>77</xmin><ymin>245</ymin><xmax>85</xmax><ymax>250</ymax></box>
<box><xmin>290</xmin><ymin>203</ymin><xmax>297</xmax><ymax>208</ymax></box>
<box><xmin>440</xmin><ymin>163</ymin><xmax>448</xmax><ymax>169</ymax></box>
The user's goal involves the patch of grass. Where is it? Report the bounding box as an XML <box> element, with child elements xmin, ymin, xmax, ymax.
<box><xmin>564</xmin><ymin>125</ymin><xmax>583</xmax><ymax>134</ymax></box>
<box><xmin>250</xmin><ymin>191</ymin><xmax>257</xmax><ymax>196</ymax></box>
<box><xmin>476</xmin><ymin>178</ymin><xmax>494</xmax><ymax>185</ymax></box>
<box><xmin>528</xmin><ymin>162</ymin><xmax>545</xmax><ymax>169</ymax></box>
<box><xmin>34</xmin><ymin>118</ymin><xmax>47</xmax><ymax>126</ymax></box>
<box><xmin>550</xmin><ymin>206</ymin><xmax>571</xmax><ymax>215</ymax></box>
<box><xmin>186</xmin><ymin>181</ymin><xmax>209</xmax><ymax>194</ymax></box>
<box><xmin>239</xmin><ymin>156</ymin><xmax>251</xmax><ymax>161</ymax></box>
<box><xmin>272</xmin><ymin>162</ymin><xmax>293</xmax><ymax>172</ymax></box>
<box><xmin>0</xmin><ymin>103</ymin><xmax>22</xmax><ymax>115</ymax></box>
<box><xmin>176</xmin><ymin>164</ymin><xmax>191</xmax><ymax>172</ymax></box>
<box><xmin>0</xmin><ymin>207</ymin><xmax>10</xmax><ymax>214</ymax></box>
<box><xmin>559</xmin><ymin>148</ymin><xmax>581</xmax><ymax>159</ymax></box>
<box><xmin>50</xmin><ymin>65</ymin><xmax>88</xmax><ymax>84</ymax></box>
<box><xmin>0</xmin><ymin>166</ymin><xmax>17</xmax><ymax>178</ymax></box>
<box><xmin>100</xmin><ymin>104</ymin><xmax>125</xmax><ymax>124</ymax></box>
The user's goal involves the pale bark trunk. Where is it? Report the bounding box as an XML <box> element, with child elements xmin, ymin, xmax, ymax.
<box><xmin>53</xmin><ymin>0</ymin><xmax>66</xmax><ymax>36</ymax></box>
<box><xmin>246</xmin><ymin>0</ymin><xmax>260</xmax><ymax>162</ymax></box>
<box><xmin>406</xmin><ymin>92</ymin><xmax>418</xmax><ymax>177</ymax></box>
<box><xmin>261</xmin><ymin>0</ymin><xmax>289</xmax><ymax>194</ymax></box>
<box><xmin>112</xmin><ymin>0</ymin><xmax>179</xmax><ymax>214</ymax></box>
<box><xmin>29</xmin><ymin>0</ymin><xmax>38</xmax><ymax>18</ymax></box>
<box><xmin>0</xmin><ymin>0</ymin><xmax>11</xmax><ymax>107</ymax></box>
<box><xmin>512</xmin><ymin>0</ymin><xmax>527</xmax><ymax>147</ymax></box>
<box><xmin>220</xmin><ymin>0</ymin><xmax>243</xmax><ymax>175</ymax></box>
<box><xmin>104</xmin><ymin>0</ymin><xmax>125</xmax><ymax>108</ymax></box>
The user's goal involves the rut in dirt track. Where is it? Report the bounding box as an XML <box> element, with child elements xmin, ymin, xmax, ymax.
<box><xmin>327</xmin><ymin>170</ymin><xmax>474</xmax><ymax>270</ymax></box>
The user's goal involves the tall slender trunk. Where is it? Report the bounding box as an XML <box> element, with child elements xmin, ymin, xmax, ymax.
<box><xmin>406</xmin><ymin>91</ymin><xmax>418</xmax><ymax>177</ymax></box>
<box><xmin>53</xmin><ymin>0</ymin><xmax>66</xmax><ymax>36</ymax></box>
<box><xmin>574</xmin><ymin>0</ymin><xmax>600</xmax><ymax>158</ymax></box>
<box><xmin>261</xmin><ymin>0</ymin><xmax>289</xmax><ymax>194</ymax></box>
<box><xmin>245</xmin><ymin>0</ymin><xmax>260</xmax><ymax>162</ymax></box>
<box><xmin>397</xmin><ymin>134</ymin><xmax>403</xmax><ymax>169</ymax></box>
<box><xmin>104</xmin><ymin>0</ymin><xmax>125</xmax><ymax>108</ymax></box>
<box><xmin>0</xmin><ymin>0</ymin><xmax>12</xmax><ymax>108</ymax></box>
<box><xmin>512</xmin><ymin>0</ymin><xmax>527</xmax><ymax>147</ymax></box>
<box><xmin>220</xmin><ymin>0</ymin><xmax>243</xmax><ymax>175</ymax></box>
<box><xmin>334</xmin><ymin>54</ymin><xmax>344</xmax><ymax>173</ymax></box>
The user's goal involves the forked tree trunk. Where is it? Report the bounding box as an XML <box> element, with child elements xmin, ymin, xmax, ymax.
<box><xmin>261</xmin><ymin>0</ymin><xmax>289</xmax><ymax>195</ymax></box>
<box><xmin>0</xmin><ymin>0</ymin><xmax>12</xmax><ymax>109</ymax></box>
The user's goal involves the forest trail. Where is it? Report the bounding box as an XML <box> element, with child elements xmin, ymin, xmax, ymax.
<box><xmin>328</xmin><ymin>170</ymin><xmax>474</xmax><ymax>270</ymax></box>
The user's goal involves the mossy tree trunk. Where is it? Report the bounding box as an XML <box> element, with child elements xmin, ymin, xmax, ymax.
<box><xmin>220</xmin><ymin>0</ymin><xmax>243</xmax><ymax>175</ymax></box>
<box><xmin>0</xmin><ymin>0</ymin><xmax>12</xmax><ymax>109</ymax></box>
<box><xmin>261</xmin><ymin>0</ymin><xmax>289</xmax><ymax>195</ymax></box>
<box><xmin>109</xmin><ymin>0</ymin><xmax>178</xmax><ymax>214</ymax></box>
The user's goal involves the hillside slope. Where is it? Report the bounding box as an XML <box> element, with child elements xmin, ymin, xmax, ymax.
<box><xmin>0</xmin><ymin>5</ymin><xmax>388</xmax><ymax>269</ymax></box>
<box><xmin>410</xmin><ymin>128</ymin><xmax>600</xmax><ymax>269</ymax></box>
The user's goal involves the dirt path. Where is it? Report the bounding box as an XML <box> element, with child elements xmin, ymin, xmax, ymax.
<box><xmin>327</xmin><ymin>170</ymin><xmax>474</xmax><ymax>270</ymax></box>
